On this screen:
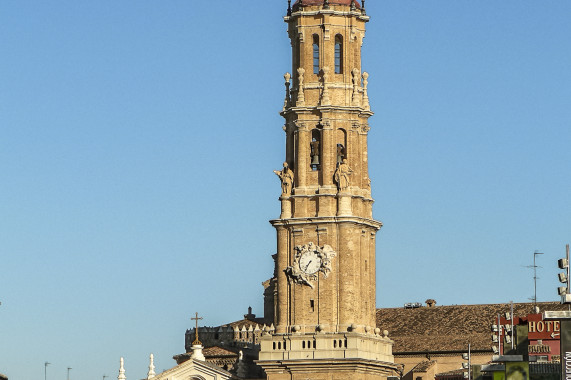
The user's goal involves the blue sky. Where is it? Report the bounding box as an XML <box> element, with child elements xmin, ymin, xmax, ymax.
<box><xmin>1</xmin><ymin>1</ymin><xmax>570</xmax><ymax>379</ymax></box>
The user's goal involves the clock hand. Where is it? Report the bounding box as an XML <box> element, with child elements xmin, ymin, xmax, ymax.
<box><xmin>305</xmin><ymin>260</ymin><xmax>312</xmax><ymax>271</ymax></box>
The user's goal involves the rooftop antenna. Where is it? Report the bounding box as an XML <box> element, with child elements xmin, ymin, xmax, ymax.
<box><xmin>525</xmin><ymin>251</ymin><xmax>544</xmax><ymax>306</ymax></box>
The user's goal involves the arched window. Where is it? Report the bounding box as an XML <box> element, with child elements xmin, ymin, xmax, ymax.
<box><xmin>335</xmin><ymin>35</ymin><xmax>343</xmax><ymax>74</ymax></box>
<box><xmin>313</xmin><ymin>34</ymin><xmax>320</xmax><ymax>74</ymax></box>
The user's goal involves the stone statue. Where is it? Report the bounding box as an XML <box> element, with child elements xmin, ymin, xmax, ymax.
<box><xmin>274</xmin><ymin>162</ymin><xmax>294</xmax><ymax>196</ymax></box>
<box><xmin>334</xmin><ymin>159</ymin><xmax>352</xmax><ymax>191</ymax></box>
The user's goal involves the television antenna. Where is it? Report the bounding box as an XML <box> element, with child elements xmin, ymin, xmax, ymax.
<box><xmin>524</xmin><ymin>251</ymin><xmax>544</xmax><ymax>306</ymax></box>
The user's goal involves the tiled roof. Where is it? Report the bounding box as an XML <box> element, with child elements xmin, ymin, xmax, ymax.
<box><xmin>203</xmin><ymin>346</ymin><xmax>239</xmax><ymax>358</ymax></box>
<box><xmin>436</xmin><ymin>368</ymin><xmax>466</xmax><ymax>377</ymax></box>
<box><xmin>411</xmin><ymin>360</ymin><xmax>436</xmax><ymax>372</ymax></box>
<box><xmin>376</xmin><ymin>302</ymin><xmax>567</xmax><ymax>353</ymax></box>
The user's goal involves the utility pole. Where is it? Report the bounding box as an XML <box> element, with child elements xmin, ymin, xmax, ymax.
<box><xmin>67</xmin><ymin>367</ymin><xmax>72</xmax><ymax>380</ymax></box>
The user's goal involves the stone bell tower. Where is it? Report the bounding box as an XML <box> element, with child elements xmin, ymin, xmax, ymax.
<box><xmin>258</xmin><ymin>1</ymin><xmax>397</xmax><ymax>379</ymax></box>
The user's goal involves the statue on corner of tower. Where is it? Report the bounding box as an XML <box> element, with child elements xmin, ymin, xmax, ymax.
<box><xmin>334</xmin><ymin>159</ymin><xmax>353</xmax><ymax>191</ymax></box>
<box><xmin>274</xmin><ymin>162</ymin><xmax>294</xmax><ymax>196</ymax></box>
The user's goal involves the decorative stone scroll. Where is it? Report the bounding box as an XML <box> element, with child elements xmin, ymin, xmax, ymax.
<box><xmin>285</xmin><ymin>242</ymin><xmax>336</xmax><ymax>289</ymax></box>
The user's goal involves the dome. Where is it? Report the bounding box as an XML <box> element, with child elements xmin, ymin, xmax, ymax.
<box><xmin>292</xmin><ymin>0</ymin><xmax>361</xmax><ymax>10</ymax></box>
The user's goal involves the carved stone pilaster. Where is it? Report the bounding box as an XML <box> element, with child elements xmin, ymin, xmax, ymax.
<box><xmin>321</xmin><ymin>67</ymin><xmax>330</xmax><ymax>105</ymax></box>
<box><xmin>323</xmin><ymin>23</ymin><xmax>330</xmax><ymax>41</ymax></box>
<box><xmin>296</xmin><ymin>67</ymin><xmax>306</xmax><ymax>106</ymax></box>
<box><xmin>298</xmin><ymin>27</ymin><xmax>305</xmax><ymax>43</ymax></box>
<box><xmin>350</xmin><ymin>27</ymin><xmax>358</xmax><ymax>42</ymax></box>
<box><xmin>362</xmin><ymin>72</ymin><xmax>370</xmax><ymax>110</ymax></box>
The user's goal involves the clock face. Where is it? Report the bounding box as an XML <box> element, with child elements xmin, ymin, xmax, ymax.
<box><xmin>299</xmin><ymin>251</ymin><xmax>322</xmax><ymax>275</ymax></box>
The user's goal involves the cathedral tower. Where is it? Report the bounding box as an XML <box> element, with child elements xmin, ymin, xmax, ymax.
<box><xmin>258</xmin><ymin>1</ymin><xmax>397</xmax><ymax>379</ymax></box>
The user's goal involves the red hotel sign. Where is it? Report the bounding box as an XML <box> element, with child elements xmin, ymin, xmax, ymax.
<box><xmin>528</xmin><ymin>318</ymin><xmax>561</xmax><ymax>340</ymax></box>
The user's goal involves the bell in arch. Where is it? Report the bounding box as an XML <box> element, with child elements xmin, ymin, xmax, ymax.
<box><xmin>310</xmin><ymin>137</ymin><xmax>320</xmax><ymax>171</ymax></box>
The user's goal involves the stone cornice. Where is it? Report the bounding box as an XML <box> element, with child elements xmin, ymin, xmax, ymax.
<box><xmin>281</xmin><ymin>106</ymin><xmax>373</xmax><ymax>117</ymax></box>
<box><xmin>270</xmin><ymin>216</ymin><xmax>382</xmax><ymax>230</ymax></box>
<box><xmin>257</xmin><ymin>358</ymin><xmax>398</xmax><ymax>374</ymax></box>
<box><xmin>285</xmin><ymin>11</ymin><xmax>370</xmax><ymax>23</ymax></box>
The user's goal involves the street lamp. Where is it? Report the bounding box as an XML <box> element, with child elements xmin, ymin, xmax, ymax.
<box><xmin>67</xmin><ymin>367</ymin><xmax>72</xmax><ymax>380</ymax></box>
<box><xmin>44</xmin><ymin>362</ymin><xmax>50</xmax><ymax>380</ymax></box>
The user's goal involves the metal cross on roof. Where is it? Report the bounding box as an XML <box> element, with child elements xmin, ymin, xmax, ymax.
<box><xmin>191</xmin><ymin>312</ymin><xmax>204</xmax><ymax>345</ymax></box>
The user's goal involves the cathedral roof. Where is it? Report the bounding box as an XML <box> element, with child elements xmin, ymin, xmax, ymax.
<box><xmin>293</xmin><ymin>0</ymin><xmax>361</xmax><ymax>10</ymax></box>
<box><xmin>376</xmin><ymin>301</ymin><xmax>567</xmax><ymax>354</ymax></box>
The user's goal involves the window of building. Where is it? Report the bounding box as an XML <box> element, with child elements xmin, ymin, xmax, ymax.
<box><xmin>335</xmin><ymin>35</ymin><xmax>343</xmax><ymax>74</ymax></box>
<box><xmin>313</xmin><ymin>34</ymin><xmax>320</xmax><ymax>74</ymax></box>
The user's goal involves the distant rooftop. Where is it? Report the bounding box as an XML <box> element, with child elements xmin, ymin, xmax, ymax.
<box><xmin>377</xmin><ymin>301</ymin><xmax>568</xmax><ymax>353</ymax></box>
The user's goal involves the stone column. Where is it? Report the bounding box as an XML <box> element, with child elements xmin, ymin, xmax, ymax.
<box><xmin>321</xmin><ymin>120</ymin><xmax>333</xmax><ymax>187</ymax></box>
<box><xmin>337</xmin><ymin>223</ymin><xmax>356</xmax><ymax>331</ymax></box>
<box><xmin>368</xmin><ymin>231</ymin><xmax>377</xmax><ymax>327</ymax></box>
<box><xmin>296</xmin><ymin>122</ymin><xmax>309</xmax><ymax>189</ymax></box>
